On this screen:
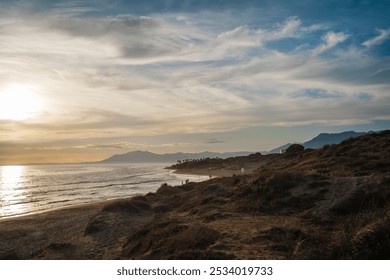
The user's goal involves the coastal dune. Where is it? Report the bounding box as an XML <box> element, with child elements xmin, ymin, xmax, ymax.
<box><xmin>0</xmin><ymin>197</ymin><xmax>155</xmax><ymax>259</ymax></box>
<box><xmin>0</xmin><ymin>202</ymin><xmax>101</xmax><ymax>259</ymax></box>
<box><xmin>0</xmin><ymin>130</ymin><xmax>389</xmax><ymax>259</ymax></box>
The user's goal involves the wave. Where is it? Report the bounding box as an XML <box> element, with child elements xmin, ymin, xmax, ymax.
<box><xmin>0</xmin><ymin>163</ymin><xmax>208</xmax><ymax>218</ymax></box>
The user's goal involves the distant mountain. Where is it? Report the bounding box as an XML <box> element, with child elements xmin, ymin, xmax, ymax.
<box><xmin>100</xmin><ymin>131</ymin><xmax>374</xmax><ymax>162</ymax></box>
<box><xmin>303</xmin><ymin>131</ymin><xmax>367</xmax><ymax>149</ymax></box>
<box><xmin>267</xmin><ymin>131</ymin><xmax>370</xmax><ymax>154</ymax></box>
<box><xmin>99</xmin><ymin>150</ymin><xmax>252</xmax><ymax>164</ymax></box>
<box><xmin>267</xmin><ymin>143</ymin><xmax>293</xmax><ymax>154</ymax></box>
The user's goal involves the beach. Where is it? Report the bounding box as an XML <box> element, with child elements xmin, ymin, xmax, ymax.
<box><xmin>0</xmin><ymin>176</ymin><xmax>306</xmax><ymax>260</ymax></box>
<box><xmin>0</xmin><ymin>200</ymin><xmax>113</xmax><ymax>259</ymax></box>
<box><xmin>0</xmin><ymin>163</ymin><xmax>208</xmax><ymax>219</ymax></box>
<box><xmin>1</xmin><ymin>131</ymin><xmax>389</xmax><ymax>259</ymax></box>
<box><xmin>0</xmin><ymin>164</ymin><xmax>219</xmax><ymax>259</ymax></box>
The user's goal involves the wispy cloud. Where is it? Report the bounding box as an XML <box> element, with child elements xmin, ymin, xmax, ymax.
<box><xmin>0</xmin><ymin>2</ymin><xmax>389</xmax><ymax>163</ymax></box>
<box><xmin>0</xmin><ymin>12</ymin><xmax>386</xmax><ymax>133</ymax></box>
<box><xmin>266</xmin><ymin>16</ymin><xmax>302</xmax><ymax>40</ymax></box>
<box><xmin>292</xmin><ymin>89</ymin><xmax>346</xmax><ymax>99</ymax></box>
<box><xmin>362</xmin><ymin>28</ymin><xmax>390</xmax><ymax>48</ymax></box>
<box><xmin>205</xmin><ymin>138</ymin><xmax>226</xmax><ymax>144</ymax></box>
<box><xmin>312</xmin><ymin>32</ymin><xmax>349</xmax><ymax>56</ymax></box>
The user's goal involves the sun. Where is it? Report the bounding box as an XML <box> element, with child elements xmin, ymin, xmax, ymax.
<box><xmin>0</xmin><ymin>85</ymin><xmax>43</xmax><ymax>121</ymax></box>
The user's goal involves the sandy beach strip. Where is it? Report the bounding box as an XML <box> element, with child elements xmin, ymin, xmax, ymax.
<box><xmin>0</xmin><ymin>198</ymin><xmax>135</xmax><ymax>259</ymax></box>
<box><xmin>0</xmin><ymin>167</ymin><xmax>216</xmax><ymax>259</ymax></box>
<box><xmin>170</xmin><ymin>163</ymin><xmax>262</xmax><ymax>178</ymax></box>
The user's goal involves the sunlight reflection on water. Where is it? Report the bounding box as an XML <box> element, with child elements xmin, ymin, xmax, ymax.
<box><xmin>0</xmin><ymin>165</ymin><xmax>31</xmax><ymax>216</ymax></box>
<box><xmin>0</xmin><ymin>163</ymin><xmax>209</xmax><ymax>218</ymax></box>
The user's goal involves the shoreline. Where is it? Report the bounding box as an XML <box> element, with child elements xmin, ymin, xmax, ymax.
<box><xmin>170</xmin><ymin>165</ymin><xmax>261</xmax><ymax>178</ymax></box>
<box><xmin>1</xmin><ymin>131</ymin><xmax>389</xmax><ymax>260</ymax></box>
<box><xmin>0</xmin><ymin>165</ymin><xmax>209</xmax><ymax>222</ymax></box>
<box><xmin>0</xmin><ymin>165</ymin><xmax>255</xmax><ymax>259</ymax></box>
<box><xmin>0</xmin><ymin>196</ymin><xmax>133</xmax><ymax>221</ymax></box>
<box><xmin>0</xmin><ymin>168</ymin><xmax>216</xmax><ymax>259</ymax></box>
<box><xmin>0</xmin><ymin>165</ymin><xmax>248</xmax><ymax>223</ymax></box>
<box><xmin>0</xmin><ymin>195</ymin><xmax>150</xmax><ymax>259</ymax></box>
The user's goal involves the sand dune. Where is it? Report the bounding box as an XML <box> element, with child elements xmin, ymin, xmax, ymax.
<box><xmin>1</xmin><ymin>130</ymin><xmax>389</xmax><ymax>259</ymax></box>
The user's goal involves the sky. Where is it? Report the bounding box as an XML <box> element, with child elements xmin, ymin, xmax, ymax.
<box><xmin>0</xmin><ymin>0</ymin><xmax>389</xmax><ymax>164</ymax></box>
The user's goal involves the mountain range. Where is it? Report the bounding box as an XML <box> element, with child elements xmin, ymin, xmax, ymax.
<box><xmin>99</xmin><ymin>150</ymin><xmax>252</xmax><ymax>164</ymax></box>
<box><xmin>266</xmin><ymin>131</ymin><xmax>368</xmax><ymax>154</ymax></box>
<box><xmin>98</xmin><ymin>130</ymin><xmax>373</xmax><ymax>163</ymax></box>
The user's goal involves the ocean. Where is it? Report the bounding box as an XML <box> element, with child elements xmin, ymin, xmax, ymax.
<box><xmin>0</xmin><ymin>163</ymin><xmax>207</xmax><ymax>219</ymax></box>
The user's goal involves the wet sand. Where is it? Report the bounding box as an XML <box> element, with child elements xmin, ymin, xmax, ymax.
<box><xmin>0</xmin><ymin>198</ymin><xmax>142</xmax><ymax>259</ymax></box>
<box><xmin>1</xmin><ymin>131</ymin><xmax>389</xmax><ymax>259</ymax></box>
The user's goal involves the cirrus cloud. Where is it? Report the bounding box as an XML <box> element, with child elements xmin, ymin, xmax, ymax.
<box><xmin>0</xmin><ymin>1</ymin><xmax>389</xmax><ymax>164</ymax></box>
<box><xmin>362</xmin><ymin>28</ymin><xmax>390</xmax><ymax>48</ymax></box>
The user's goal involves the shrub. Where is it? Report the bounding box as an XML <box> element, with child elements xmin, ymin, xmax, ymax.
<box><xmin>328</xmin><ymin>208</ymin><xmax>390</xmax><ymax>259</ymax></box>
<box><xmin>286</xmin><ymin>144</ymin><xmax>305</xmax><ymax>154</ymax></box>
<box><xmin>102</xmin><ymin>196</ymin><xmax>151</xmax><ymax>214</ymax></box>
<box><xmin>122</xmin><ymin>220</ymin><xmax>219</xmax><ymax>259</ymax></box>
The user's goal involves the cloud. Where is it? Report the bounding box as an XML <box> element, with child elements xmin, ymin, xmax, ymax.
<box><xmin>312</xmin><ymin>31</ymin><xmax>349</xmax><ymax>56</ymax></box>
<box><xmin>355</xmin><ymin>92</ymin><xmax>374</xmax><ymax>101</ymax></box>
<box><xmin>260</xmin><ymin>17</ymin><xmax>326</xmax><ymax>43</ymax></box>
<box><xmin>0</xmin><ymin>8</ymin><xmax>388</xmax><ymax>151</ymax></box>
<box><xmin>22</xmin><ymin>140</ymin><xmax>200</xmax><ymax>155</ymax></box>
<box><xmin>46</xmin><ymin>15</ymin><xmax>160</xmax><ymax>38</ymax></box>
<box><xmin>48</xmin><ymin>1</ymin><xmax>103</xmax><ymax>16</ymax></box>
<box><xmin>292</xmin><ymin>89</ymin><xmax>346</xmax><ymax>99</ymax></box>
<box><xmin>24</xmin><ymin>146</ymin><xmax>73</xmax><ymax>151</ymax></box>
<box><xmin>205</xmin><ymin>138</ymin><xmax>225</xmax><ymax>144</ymax></box>
<box><xmin>25</xmin><ymin>142</ymin><xmax>142</xmax><ymax>151</ymax></box>
<box><xmin>0</xmin><ymin>2</ymin><xmax>389</xmax><ymax>164</ymax></box>
<box><xmin>216</xmin><ymin>26</ymin><xmax>260</xmax><ymax>48</ymax></box>
<box><xmin>267</xmin><ymin>16</ymin><xmax>302</xmax><ymax>40</ymax></box>
<box><xmin>362</xmin><ymin>28</ymin><xmax>390</xmax><ymax>48</ymax></box>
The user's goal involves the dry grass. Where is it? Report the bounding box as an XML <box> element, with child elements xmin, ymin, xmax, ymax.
<box><xmin>121</xmin><ymin>219</ymin><xmax>222</xmax><ymax>259</ymax></box>
<box><xmin>101</xmin><ymin>196</ymin><xmax>151</xmax><ymax>214</ymax></box>
<box><xmin>2</xmin><ymin>130</ymin><xmax>389</xmax><ymax>260</ymax></box>
<box><xmin>318</xmin><ymin>206</ymin><xmax>390</xmax><ymax>259</ymax></box>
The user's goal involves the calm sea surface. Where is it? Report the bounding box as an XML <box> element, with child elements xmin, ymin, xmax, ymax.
<box><xmin>0</xmin><ymin>163</ymin><xmax>207</xmax><ymax>219</ymax></box>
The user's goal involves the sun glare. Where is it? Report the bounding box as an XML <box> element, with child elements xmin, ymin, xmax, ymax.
<box><xmin>0</xmin><ymin>165</ymin><xmax>29</xmax><ymax>216</ymax></box>
<box><xmin>0</xmin><ymin>85</ymin><xmax>43</xmax><ymax>121</ymax></box>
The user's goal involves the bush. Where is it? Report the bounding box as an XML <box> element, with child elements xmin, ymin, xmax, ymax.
<box><xmin>286</xmin><ymin>144</ymin><xmax>305</xmax><ymax>154</ymax></box>
<box><xmin>102</xmin><ymin>196</ymin><xmax>151</xmax><ymax>214</ymax></box>
<box><xmin>121</xmin><ymin>220</ymin><xmax>219</xmax><ymax>259</ymax></box>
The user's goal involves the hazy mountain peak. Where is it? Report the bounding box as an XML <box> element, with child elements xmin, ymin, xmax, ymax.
<box><xmin>99</xmin><ymin>150</ymin><xmax>252</xmax><ymax>164</ymax></box>
<box><xmin>267</xmin><ymin>130</ymin><xmax>370</xmax><ymax>154</ymax></box>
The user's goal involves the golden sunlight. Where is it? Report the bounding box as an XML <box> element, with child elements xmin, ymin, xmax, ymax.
<box><xmin>0</xmin><ymin>85</ymin><xmax>43</xmax><ymax>121</ymax></box>
<box><xmin>0</xmin><ymin>165</ymin><xmax>29</xmax><ymax>216</ymax></box>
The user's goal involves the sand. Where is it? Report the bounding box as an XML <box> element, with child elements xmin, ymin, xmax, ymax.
<box><xmin>172</xmin><ymin>161</ymin><xmax>266</xmax><ymax>178</ymax></box>
<box><xmin>1</xmin><ymin>131</ymin><xmax>389</xmax><ymax>259</ymax></box>
<box><xmin>0</xmin><ymin>203</ymin><xmax>98</xmax><ymax>259</ymax></box>
<box><xmin>0</xmin><ymin>198</ymin><xmax>152</xmax><ymax>259</ymax></box>
<box><xmin>0</xmin><ymin>174</ymin><xmax>298</xmax><ymax>260</ymax></box>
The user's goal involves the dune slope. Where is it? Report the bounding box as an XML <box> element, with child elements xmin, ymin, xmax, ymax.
<box><xmin>1</xmin><ymin>131</ymin><xmax>389</xmax><ymax>259</ymax></box>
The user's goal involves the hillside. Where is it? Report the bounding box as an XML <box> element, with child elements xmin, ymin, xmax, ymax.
<box><xmin>1</xmin><ymin>130</ymin><xmax>389</xmax><ymax>260</ymax></box>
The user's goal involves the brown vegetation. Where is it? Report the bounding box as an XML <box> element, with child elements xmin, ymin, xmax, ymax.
<box><xmin>0</xmin><ymin>130</ymin><xmax>389</xmax><ymax>259</ymax></box>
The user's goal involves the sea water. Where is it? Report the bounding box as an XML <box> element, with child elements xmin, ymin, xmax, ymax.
<box><xmin>0</xmin><ymin>163</ymin><xmax>207</xmax><ymax>218</ymax></box>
